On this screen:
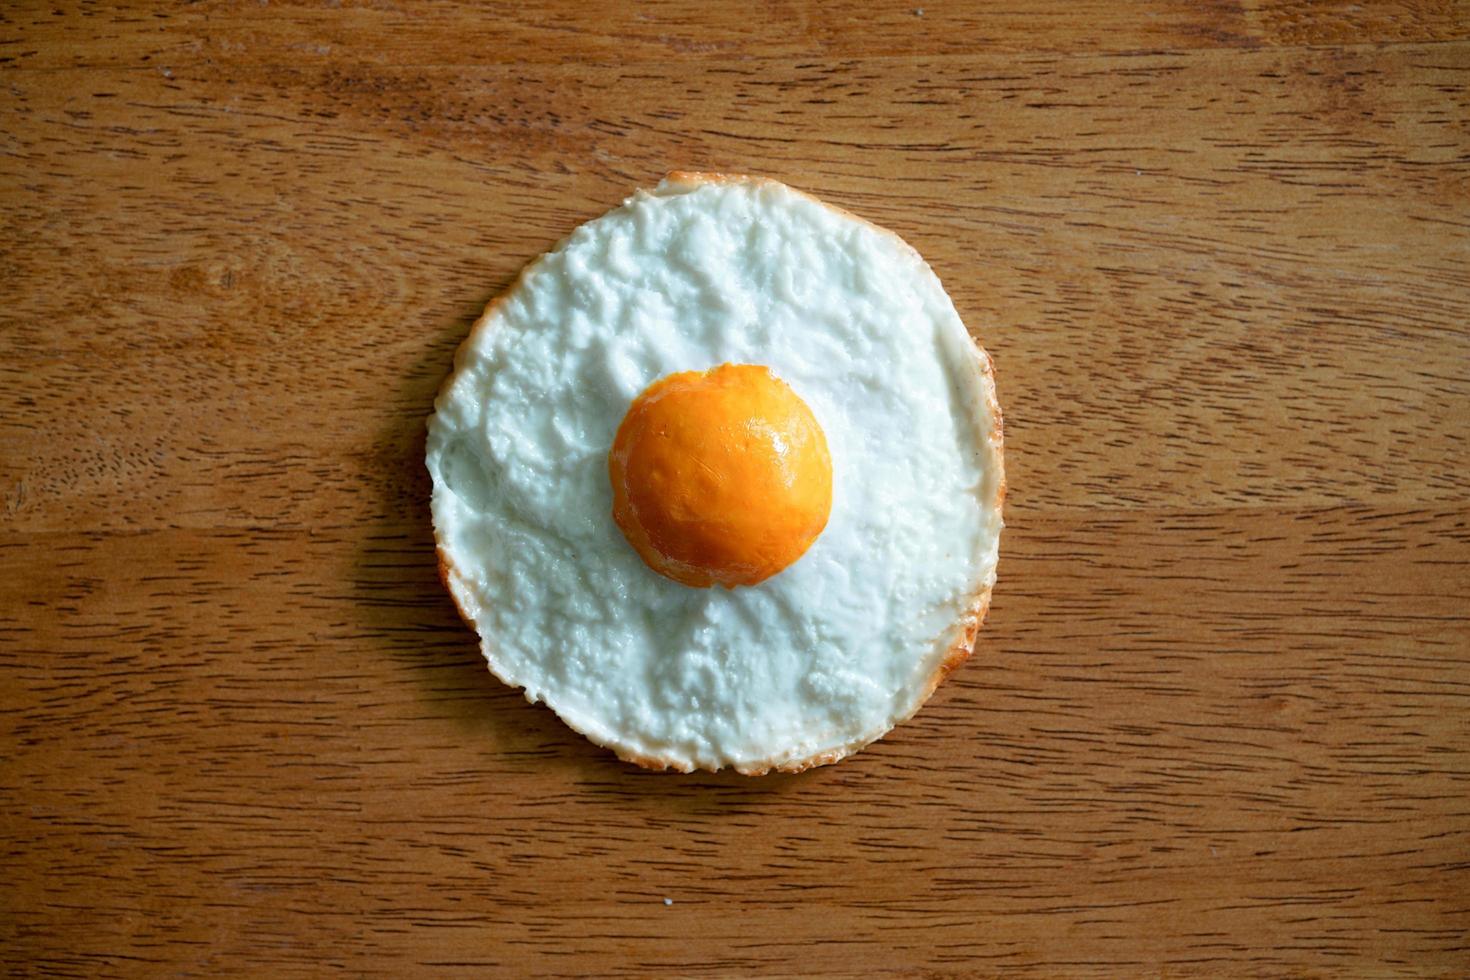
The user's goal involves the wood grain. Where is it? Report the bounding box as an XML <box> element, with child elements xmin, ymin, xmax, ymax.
<box><xmin>6</xmin><ymin>0</ymin><xmax>1467</xmax><ymax>70</ymax></box>
<box><xmin>4</xmin><ymin>2</ymin><xmax>1469</xmax><ymax>976</ymax></box>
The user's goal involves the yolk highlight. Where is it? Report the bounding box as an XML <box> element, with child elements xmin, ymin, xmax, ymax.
<box><xmin>609</xmin><ymin>363</ymin><xmax>833</xmax><ymax>589</ymax></box>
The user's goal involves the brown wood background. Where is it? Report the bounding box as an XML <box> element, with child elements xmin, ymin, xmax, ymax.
<box><xmin>4</xmin><ymin>1</ymin><xmax>1470</xmax><ymax>976</ymax></box>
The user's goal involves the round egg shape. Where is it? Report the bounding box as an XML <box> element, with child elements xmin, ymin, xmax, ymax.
<box><xmin>426</xmin><ymin>172</ymin><xmax>1004</xmax><ymax>774</ymax></box>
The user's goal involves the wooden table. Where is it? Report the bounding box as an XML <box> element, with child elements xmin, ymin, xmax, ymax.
<box><xmin>5</xmin><ymin>3</ymin><xmax>1469</xmax><ymax>975</ymax></box>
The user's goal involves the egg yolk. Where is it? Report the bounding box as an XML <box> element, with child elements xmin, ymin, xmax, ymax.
<box><xmin>609</xmin><ymin>363</ymin><xmax>833</xmax><ymax>589</ymax></box>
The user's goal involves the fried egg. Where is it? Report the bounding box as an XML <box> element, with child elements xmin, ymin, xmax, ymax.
<box><xmin>426</xmin><ymin>172</ymin><xmax>1003</xmax><ymax>774</ymax></box>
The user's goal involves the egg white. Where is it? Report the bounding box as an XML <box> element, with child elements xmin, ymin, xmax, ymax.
<box><xmin>427</xmin><ymin>173</ymin><xmax>1003</xmax><ymax>773</ymax></box>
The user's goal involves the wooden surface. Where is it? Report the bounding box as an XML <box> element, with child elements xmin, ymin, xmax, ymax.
<box><xmin>4</xmin><ymin>1</ymin><xmax>1470</xmax><ymax>976</ymax></box>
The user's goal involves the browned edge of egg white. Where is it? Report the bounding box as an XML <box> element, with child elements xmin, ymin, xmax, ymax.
<box><xmin>429</xmin><ymin>171</ymin><xmax>1005</xmax><ymax>776</ymax></box>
